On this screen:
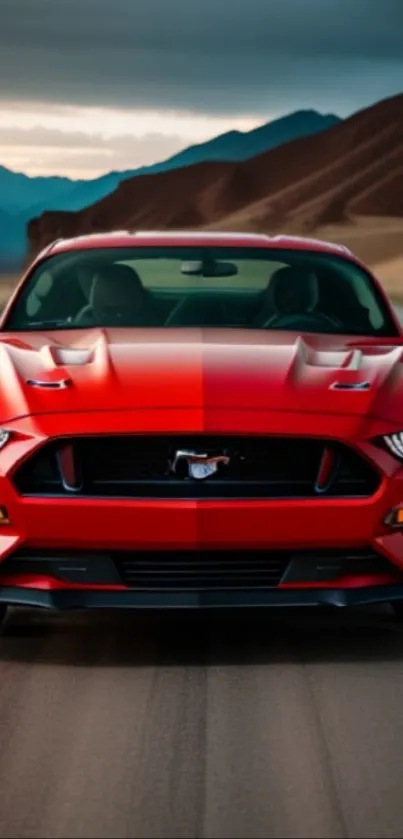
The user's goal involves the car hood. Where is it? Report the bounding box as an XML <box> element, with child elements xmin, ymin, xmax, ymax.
<box><xmin>0</xmin><ymin>326</ymin><xmax>403</xmax><ymax>424</ymax></box>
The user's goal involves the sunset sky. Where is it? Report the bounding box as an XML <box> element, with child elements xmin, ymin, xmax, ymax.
<box><xmin>1</xmin><ymin>0</ymin><xmax>402</xmax><ymax>179</ymax></box>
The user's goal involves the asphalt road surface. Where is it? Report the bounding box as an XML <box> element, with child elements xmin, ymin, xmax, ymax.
<box><xmin>3</xmin><ymin>603</ymin><xmax>403</xmax><ymax>839</ymax></box>
<box><xmin>2</xmin><ymin>308</ymin><xmax>403</xmax><ymax>839</ymax></box>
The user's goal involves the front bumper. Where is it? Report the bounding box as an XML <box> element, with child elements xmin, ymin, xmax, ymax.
<box><xmin>2</xmin><ymin>582</ymin><xmax>403</xmax><ymax>611</ymax></box>
<box><xmin>2</xmin><ymin>412</ymin><xmax>403</xmax><ymax>611</ymax></box>
<box><xmin>0</xmin><ymin>545</ymin><xmax>403</xmax><ymax>610</ymax></box>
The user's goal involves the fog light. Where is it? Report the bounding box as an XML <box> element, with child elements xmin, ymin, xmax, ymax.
<box><xmin>0</xmin><ymin>429</ymin><xmax>10</xmax><ymax>451</ymax></box>
<box><xmin>385</xmin><ymin>506</ymin><xmax>403</xmax><ymax>528</ymax></box>
<box><xmin>384</xmin><ymin>433</ymin><xmax>403</xmax><ymax>459</ymax></box>
<box><xmin>0</xmin><ymin>507</ymin><xmax>10</xmax><ymax>525</ymax></box>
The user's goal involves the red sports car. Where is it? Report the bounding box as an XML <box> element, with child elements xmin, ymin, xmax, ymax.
<box><xmin>1</xmin><ymin>229</ymin><xmax>403</xmax><ymax>623</ymax></box>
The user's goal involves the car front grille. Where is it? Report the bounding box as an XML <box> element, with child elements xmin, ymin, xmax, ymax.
<box><xmin>12</xmin><ymin>434</ymin><xmax>381</xmax><ymax>499</ymax></box>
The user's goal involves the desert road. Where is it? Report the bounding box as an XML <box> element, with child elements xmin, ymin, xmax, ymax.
<box><xmin>2</xmin><ymin>606</ymin><xmax>403</xmax><ymax>839</ymax></box>
<box><xmin>2</xmin><ymin>310</ymin><xmax>403</xmax><ymax>839</ymax></box>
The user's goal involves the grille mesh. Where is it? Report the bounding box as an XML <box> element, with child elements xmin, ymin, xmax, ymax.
<box><xmin>13</xmin><ymin>435</ymin><xmax>380</xmax><ymax>499</ymax></box>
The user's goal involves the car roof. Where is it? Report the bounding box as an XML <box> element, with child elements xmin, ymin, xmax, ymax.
<box><xmin>43</xmin><ymin>230</ymin><xmax>355</xmax><ymax>260</ymax></box>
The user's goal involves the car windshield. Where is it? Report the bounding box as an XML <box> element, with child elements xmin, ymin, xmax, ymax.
<box><xmin>2</xmin><ymin>245</ymin><xmax>398</xmax><ymax>337</ymax></box>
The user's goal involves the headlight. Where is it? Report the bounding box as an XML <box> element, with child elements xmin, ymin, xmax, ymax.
<box><xmin>384</xmin><ymin>433</ymin><xmax>403</xmax><ymax>459</ymax></box>
<box><xmin>0</xmin><ymin>429</ymin><xmax>11</xmax><ymax>450</ymax></box>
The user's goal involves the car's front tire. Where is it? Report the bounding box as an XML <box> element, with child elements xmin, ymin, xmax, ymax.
<box><xmin>0</xmin><ymin>604</ymin><xmax>7</xmax><ymax>632</ymax></box>
<box><xmin>391</xmin><ymin>600</ymin><xmax>403</xmax><ymax>619</ymax></box>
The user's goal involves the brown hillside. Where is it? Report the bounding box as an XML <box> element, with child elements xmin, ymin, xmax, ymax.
<box><xmin>28</xmin><ymin>92</ymin><xmax>403</xmax><ymax>257</ymax></box>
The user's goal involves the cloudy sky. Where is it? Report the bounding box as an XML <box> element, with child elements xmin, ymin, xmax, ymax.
<box><xmin>1</xmin><ymin>0</ymin><xmax>402</xmax><ymax>179</ymax></box>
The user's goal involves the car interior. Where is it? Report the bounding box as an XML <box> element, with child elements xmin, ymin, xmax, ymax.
<box><xmin>3</xmin><ymin>250</ymin><xmax>397</xmax><ymax>336</ymax></box>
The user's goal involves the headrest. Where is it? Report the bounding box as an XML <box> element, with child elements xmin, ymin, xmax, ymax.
<box><xmin>267</xmin><ymin>266</ymin><xmax>319</xmax><ymax>314</ymax></box>
<box><xmin>90</xmin><ymin>264</ymin><xmax>143</xmax><ymax>309</ymax></box>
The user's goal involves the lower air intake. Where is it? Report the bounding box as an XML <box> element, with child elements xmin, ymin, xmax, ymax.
<box><xmin>2</xmin><ymin>548</ymin><xmax>395</xmax><ymax>591</ymax></box>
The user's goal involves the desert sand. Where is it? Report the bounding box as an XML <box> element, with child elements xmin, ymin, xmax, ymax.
<box><xmin>0</xmin><ymin>274</ymin><xmax>19</xmax><ymax>308</ymax></box>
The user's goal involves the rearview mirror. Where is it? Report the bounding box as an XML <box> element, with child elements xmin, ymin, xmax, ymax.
<box><xmin>180</xmin><ymin>259</ymin><xmax>238</xmax><ymax>277</ymax></box>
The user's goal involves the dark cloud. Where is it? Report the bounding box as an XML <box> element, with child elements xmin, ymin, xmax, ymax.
<box><xmin>1</xmin><ymin>0</ymin><xmax>402</xmax><ymax>115</ymax></box>
<box><xmin>2</xmin><ymin>0</ymin><xmax>403</xmax><ymax>57</ymax></box>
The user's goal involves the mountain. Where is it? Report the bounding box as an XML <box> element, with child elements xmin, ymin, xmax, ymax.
<box><xmin>0</xmin><ymin>167</ymin><xmax>78</xmax><ymax>268</ymax></box>
<box><xmin>0</xmin><ymin>165</ymin><xmax>78</xmax><ymax>216</ymax></box>
<box><xmin>27</xmin><ymin>92</ymin><xmax>403</xmax><ymax>261</ymax></box>
<box><xmin>0</xmin><ymin>110</ymin><xmax>340</xmax><ymax>218</ymax></box>
<box><xmin>0</xmin><ymin>109</ymin><xmax>340</xmax><ymax>268</ymax></box>
<box><xmin>0</xmin><ymin>208</ymin><xmax>27</xmax><ymax>271</ymax></box>
<box><xmin>57</xmin><ymin>110</ymin><xmax>340</xmax><ymax>213</ymax></box>
<box><xmin>149</xmin><ymin>110</ymin><xmax>340</xmax><ymax>169</ymax></box>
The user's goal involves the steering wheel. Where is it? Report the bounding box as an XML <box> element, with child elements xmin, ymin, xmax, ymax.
<box><xmin>262</xmin><ymin>310</ymin><xmax>343</xmax><ymax>330</ymax></box>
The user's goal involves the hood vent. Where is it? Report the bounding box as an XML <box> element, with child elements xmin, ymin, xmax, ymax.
<box><xmin>27</xmin><ymin>378</ymin><xmax>72</xmax><ymax>389</ymax></box>
<box><xmin>51</xmin><ymin>348</ymin><xmax>93</xmax><ymax>366</ymax></box>
<box><xmin>330</xmin><ymin>380</ymin><xmax>371</xmax><ymax>391</ymax></box>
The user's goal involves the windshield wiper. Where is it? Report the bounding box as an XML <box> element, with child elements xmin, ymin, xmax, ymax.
<box><xmin>21</xmin><ymin>319</ymin><xmax>75</xmax><ymax>330</ymax></box>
